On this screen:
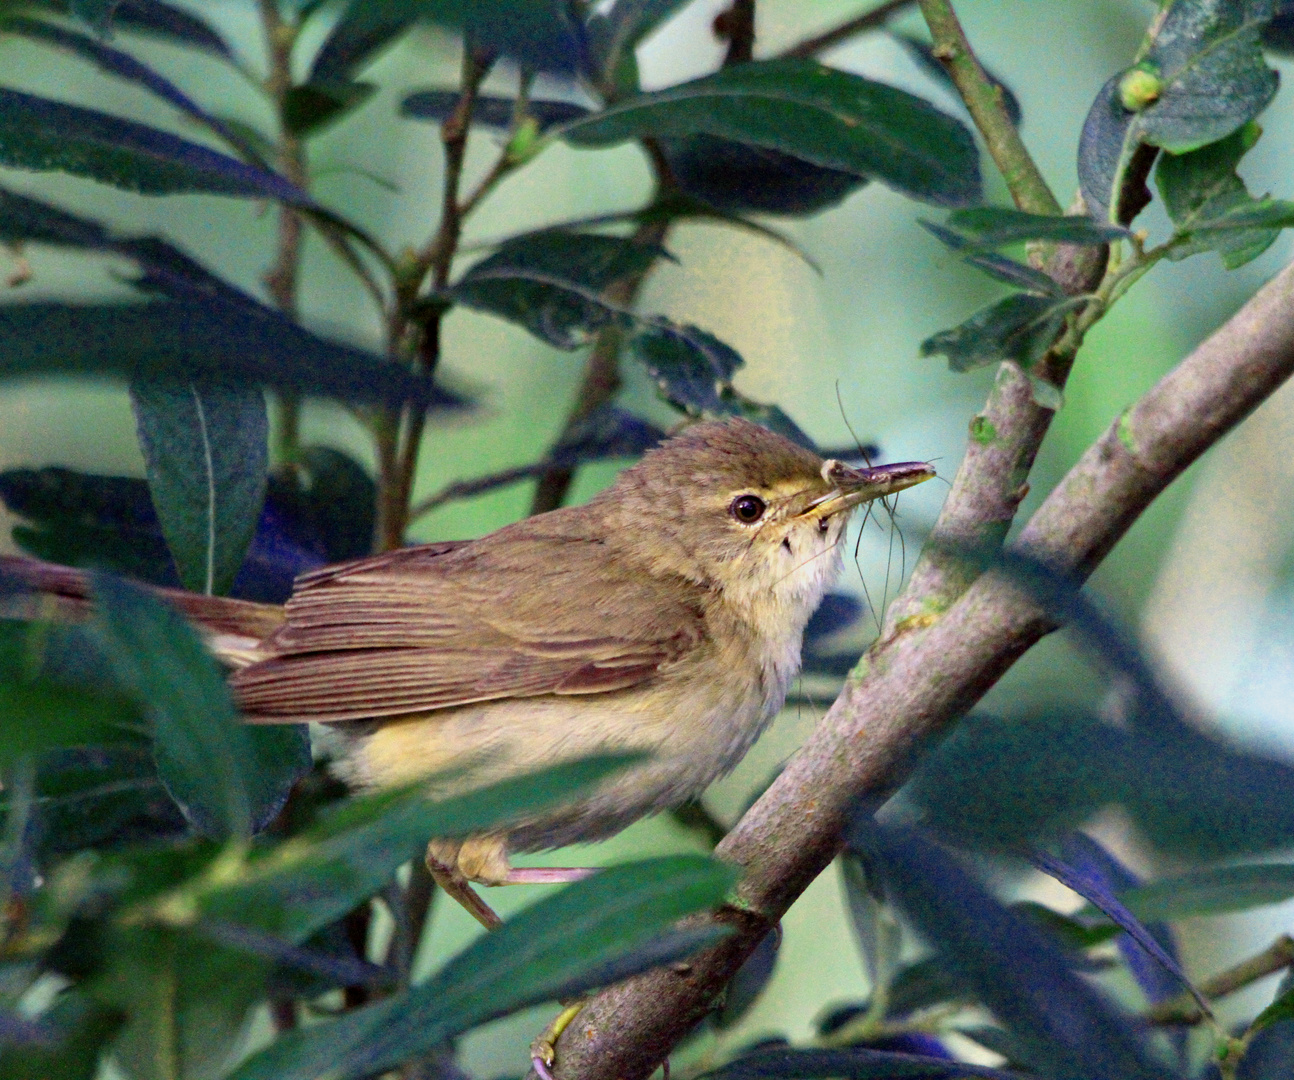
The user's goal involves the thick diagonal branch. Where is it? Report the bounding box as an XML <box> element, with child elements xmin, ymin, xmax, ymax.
<box><xmin>545</xmin><ymin>258</ymin><xmax>1294</xmax><ymax>1080</ymax></box>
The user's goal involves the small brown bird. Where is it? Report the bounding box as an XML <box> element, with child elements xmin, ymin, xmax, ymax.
<box><xmin>228</xmin><ymin>418</ymin><xmax>933</xmax><ymax>896</ymax></box>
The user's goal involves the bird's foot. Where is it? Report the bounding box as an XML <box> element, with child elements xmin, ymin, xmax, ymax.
<box><xmin>424</xmin><ymin>843</ymin><xmax>503</xmax><ymax>931</ymax></box>
<box><xmin>530</xmin><ymin>1001</ymin><xmax>584</xmax><ymax>1080</ymax></box>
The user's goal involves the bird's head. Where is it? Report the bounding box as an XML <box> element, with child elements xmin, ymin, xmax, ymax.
<box><xmin>598</xmin><ymin>418</ymin><xmax>935</xmax><ymax>627</ymax></box>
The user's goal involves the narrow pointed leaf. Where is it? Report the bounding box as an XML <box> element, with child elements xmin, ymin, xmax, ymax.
<box><xmin>920</xmin><ymin>293</ymin><xmax>1077</xmax><ymax>373</ymax></box>
<box><xmin>131</xmin><ymin>381</ymin><xmax>268</xmax><ymax>597</ymax></box>
<box><xmin>91</xmin><ymin>575</ymin><xmax>309</xmax><ymax>838</ymax></box>
<box><xmin>849</xmin><ymin>818</ymin><xmax>1177</xmax><ymax>1080</ymax></box>
<box><xmin>557</xmin><ymin>59</ymin><xmax>980</xmax><ymax>208</ymax></box>
<box><xmin>401</xmin><ymin>89</ymin><xmax>590</xmax><ymax>131</ymax></box>
<box><xmin>631</xmin><ymin>320</ymin><xmax>745</xmax><ymax>414</ymax></box>
<box><xmin>229</xmin><ymin>856</ymin><xmax>737</xmax><ymax>1080</ymax></box>
<box><xmin>701</xmin><ymin>1046</ymin><xmax>1019</xmax><ymax>1080</ymax></box>
<box><xmin>0</xmin><ymin>17</ymin><xmax>254</xmax><ymax>158</ymax></box>
<box><xmin>1111</xmin><ymin>863</ymin><xmax>1294</xmax><ymax>922</ymax></box>
<box><xmin>943</xmin><ymin>207</ymin><xmax>1130</xmax><ymax>247</ymax></box>
<box><xmin>0</xmin><ymin>88</ymin><xmax>312</xmax><ymax>201</ymax></box>
<box><xmin>193</xmin><ymin>755</ymin><xmax>643</xmax><ymax>944</ymax></box>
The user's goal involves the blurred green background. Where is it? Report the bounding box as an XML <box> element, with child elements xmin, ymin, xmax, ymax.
<box><xmin>2</xmin><ymin>1</ymin><xmax>1293</xmax><ymax>1072</ymax></box>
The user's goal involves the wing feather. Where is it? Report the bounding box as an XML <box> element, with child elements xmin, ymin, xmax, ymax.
<box><xmin>231</xmin><ymin>521</ymin><xmax>706</xmax><ymax>724</ymax></box>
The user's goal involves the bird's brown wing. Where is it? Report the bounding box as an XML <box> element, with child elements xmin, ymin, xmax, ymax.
<box><xmin>230</xmin><ymin>524</ymin><xmax>706</xmax><ymax>724</ymax></box>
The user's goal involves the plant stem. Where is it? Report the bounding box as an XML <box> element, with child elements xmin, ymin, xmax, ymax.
<box><xmin>528</xmin><ymin>215</ymin><xmax>670</xmax><ymax>515</ymax></box>
<box><xmin>781</xmin><ymin>0</ymin><xmax>916</xmax><ymax>59</ymax></box>
<box><xmin>374</xmin><ymin>47</ymin><xmax>493</xmax><ymax>552</ymax></box>
<box><xmin>257</xmin><ymin>0</ymin><xmax>308</xmax><ymax>469</ymax></box>
<box><xmin>916</xmin><ymin>0</ymin><xmax>1061</xmax><ymax>216</ymax></box>
<box><xmin>1148</xmin><ymin>936</ymin><xmax>1294</xmax><ymax>1026</ymax></box>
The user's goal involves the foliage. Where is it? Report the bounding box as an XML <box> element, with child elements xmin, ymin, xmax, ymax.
<box><xmin>0</xmin><ymin>2</ymin><xmax>1293</xmax><ymax>1080</ymax></box>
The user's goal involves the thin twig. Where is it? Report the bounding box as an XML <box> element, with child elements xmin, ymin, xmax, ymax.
<box><xmin>781</xmin><ymin>0</ymin><xmax>916</xmax><ymax>59</ymax></box>
<box><xmin>1148</xmin><ymin>936</ymin><xmax>1294</xmax><ymax>1026</ymax></box>
<box><xmin>529</xmin><ymin>214</ymin><xmax>670</xmax><ymax>515</ymax></box>
<box><xmin>375</xmin><ymin>46</ymin><xmax>493</xmax><ymax>552</ymax></box>
<box><xmin>714</xmin><ymin>0</ymin><xmax>756</xmax><ymax>65</ymax></box>
<box><xmin>916</xmin><ymin>0</ymin><xmax>1061</xmax><ymax>216</ymax></box>
<box><xmin>257</xmin><ymin>0</ymin><xmax>308</xmax><ymax>467</ymax></box>
<box><xmin>540</xmin><ymin>255</ymin><xmax>1294</xmax><ymax>1080</ymax></box>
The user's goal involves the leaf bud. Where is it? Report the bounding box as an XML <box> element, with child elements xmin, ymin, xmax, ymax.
<box><xmin>1118</xmin><ymin>64</ymin><xmax>1163</xmax><ymax>111</ymax></box>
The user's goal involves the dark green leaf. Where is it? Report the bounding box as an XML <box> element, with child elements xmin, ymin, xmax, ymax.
<box><xmin>1013</xmin><ymin>901</ymin><xmax>1121</xmax><ymax>950</ymax></box>
<box><xmin>658</xmin><ymin>135</ymin><xmax>868</xmax><ymax>217</ymax></box>
<box><xmin>94</xmin><ymin>0</ymin><xmax>232</xmax><ymax>58</ymax></box>
<box><xmin>282</xmin><ymin>80</ymin><xmax>377</xmax><ymax>138</ymax></box>
<box><xmin>309</xmin><ymin>4</ymin><xmax>417</xmax><ymax>82</ymax></box>
<box><xmin>0</xmin><ymin>680</ymin><xmax>145</xmax><ymax>766</ymax></box>
<box><xmin>91</xmin><ymin>575</ymin><xmax>308</xmax><ymax>838</ymax></box>
<box><xmin>93</xmin><ymin>926</ymin><xmax>267</xmax><ymax>1080</ymax></box>
<box><xmin>0</xmin><ymin>300</ymin><xmax>459</xmax><ymax>408</ymax></box>
<box><xmin>447</xmin><ymin>230</ymin><xmax>663</xmax><ymax>348</ymax></box>
<box><xmin>1135</xmin><ymin>0</ymin><xmax>1279</xmax><ymax>154</ymax></box>
<box><xmin>901</xmin><ymin>711</ymin><xmax>1126</xmax><ymax>850</ymax></box>
<box><xmin>942</xmin><ymin>207</ymin><xmax>1130</xmax><ymax>247</ymax></box>
<box><xmin>558</xmin><ymin>59</ymin><xmax>981</xmax><ymax>208</ymax></box>
<box><xmin>130</xmin><ymin>382</ymin><xmax>268</xmax><ymax>597</ymax></box>
<box><xmin>264</xmin><ymin>446</ymin><xmax>376</xmax><ymax>564</ymax></box>
<box><xmin>887</xmin><ymin>957</ymin><xmax>965</xmax><ymax>1017</ymax></box>
<box><xmin>1111</xmin><ymin>863</ymin><xmax>1294</xmax><ymax>922</ymax></box>
<box><xmin>1265</xmin><ymin>1</ymin><xmax>1294</xmax><ymax>52</ymax></box>
<box><xmin>1157</xmin><ymin>123</ymin><xmax>1282</xmax><ymax>267</ymax></box>
<box><xmin>0</xmin><ymin>992</ymin><xmax>122</xmax><ymax>1080</ymax></box>
<box><xmin>0</xmin><ymin>88</ymin><xmax>312</xmax><ymax>202</ymax></box>
<box><xmin>714</xmin><ymin>924</ymin><xmax>780</xmax><ymax>1029</ymax></box>
<box><xmin>1239</xmin><ymin>1015</ymin><xmax>1294</xmax><ymax>1079</ymax></box>
<box><xmin>229</xmin><ymin>855</ymin><xmax>736</xmax><ymax>1080</ymax></box>
<box><xmin>31</xmin><ymin>747</ymin><xmax>182</xmax><ymax>856</ymax></box>
<box><xmin>1078</xmin><ymin>0</ymin><xmax>1279</xmax><ymax>223</ymax></box>
<box><xmin>338</xmin><ymin>0</ymin><xmax>584</xmax><ymax>74</ymax></box>
<box><xmin>0</xmin><ymin>17</ymin><xmax>256</xmax><ymax>161</ymax></box>
<box><xmin>919</xmin><ymin>293</ymin><xmax>1077</xmax><ymax>373</ymax></box>
<box><xmin>1250</xmin><ymin>972</ymin><xmax>1294</xmax><ymax>1035</ymax></box>
<box><xmin>1077</xmin><ymin>74</ymin><xmax>1158</xmax><ymax>224</ymax></box>
<box><xmin>849</xmin><ymin>818</ymin><xmax>1177</xmax><ymax>1080</ymax></box>
<box><xmin>631</xmin><ymin>320</ymin><xmax>745</xmax><ymax>414</ymax></box>
<box><xmin>701</xmin><ymin>1046</ymin><xmax>1018</xmax><ymax>1080</ymax></box>
<box><xmin>401</xmin><ymin>90</ymin><xmax>590</xmax><ymax>131</ymax></box>
<box><xmin>920</xmin><ymin>221</ymin><xmax>1064</xmax><ymax>293</ymax></box>
<box><xmin>193</xmin><ymin>755</ymin><xmax>641</xmax><ymax>944</ymax></box>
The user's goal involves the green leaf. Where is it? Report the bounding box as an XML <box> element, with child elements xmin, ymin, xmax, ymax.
<box><xmin>631</xmin><ymin>320</ymin><xmax>744</xmax><ymax>414</ymax></box>
<box><xmin>0</xmin><ymin>991</ymin><xmax>123</xmax><ymax>1080</ymax></box>
<box><xmin>557</xmin><ymin>58</ymin><xmax>981</xmax><ymax>208</ymax></box>
<box><xmin>1111</xmin><ymin>863</ymin><xmax>1294</xmax><ymax>922</ymax></box>
<box><xmin>1156</xmin><ymin>123</ymin><xmax>1282</xmax><ymax>267</ymax></box>
<box><xmin>229</xmin><ymin>855</ymin><xmax>736</xmax><ymax>1080</ymax></box>
<box><xmin>1134</xmin><ymin>0</ymin><xmax>1279</xmax><ymax>154</ymax></box>
<box><xmin>942</xmin><ymin>207</ymin><xmax>1131</xmax><ymax>247</ymax></box>
<box><xmin>91</xmin><ymin>575</ymin><xmax>308</xmax><ymax>839</ymax></box>
<box><xmin>92</xmin><ymin>926</ymin><xmax>268</xmax><ymax>1080</ymax></box>
<box><xmin>920</xmin><ymin>293</ymin><xmax>1080</xmax><ymax>374</ymax></box>
<box><xmin>1252</xmin><ymin>972</ymin><xmax>1294</xmax><ymax>1035</ymax></box>
<box><xmin>282</xmin><ymin>80</ymin><xmax>376</xmax><ymax>138</ymax></box>
<box><xmin>0</xmin><ymin>679</ymin><xmax>146</xmax><ymax>766</ymax></box>
<box><xmin>1078</xmin><ymin>0</ymin><xmax>1279</xmax><ymax>223</ymax></box>
<box><xmin>447</xmin><ymin>230</ymin><xmax>664</xmax><ymax>348</ymax></box>
<box><xmin>0</xmin><ymin>300</ymin><xmax>458</xmax><ymax>408</ymax></box>
<box><xmin>0</xmin><ymin>88</ymin><xmax>313</xmax><ymax>202</ymax></box>
<box><xmin>191</xmin><ymin>754</ymin><xmax>642</xmax><ymax>945</ymax></box>
<box><xmin>130</xmin><ymin>382</ymin><xmax>268</xmax><ymax>597</ymax></box>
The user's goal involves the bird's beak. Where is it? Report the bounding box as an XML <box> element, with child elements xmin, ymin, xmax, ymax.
<box><xmin>801</xmin><ymin>460</ymin><xmax>936</xmax><ymax>520</ymax></box>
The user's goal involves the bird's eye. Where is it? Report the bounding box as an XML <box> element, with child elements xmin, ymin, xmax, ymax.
<box><xmin>730</xmin><ymin>494</ymin><xmax>766</xmax><ymax>524</ymax></box>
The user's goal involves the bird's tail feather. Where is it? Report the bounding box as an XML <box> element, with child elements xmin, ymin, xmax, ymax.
<box><xmin>0</xmin><ymin>554</ymin><xmax>284</xmax><ymax>668</ymax></box>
